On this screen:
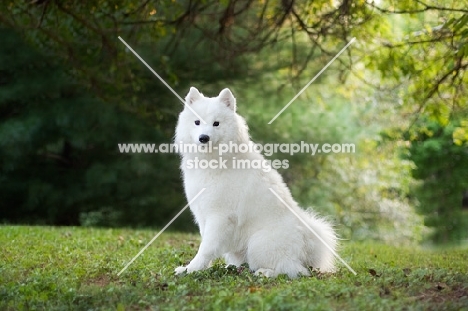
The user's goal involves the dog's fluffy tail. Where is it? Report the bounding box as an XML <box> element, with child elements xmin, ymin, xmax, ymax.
<box><xmin>303</xmin><ymin>211</ymin><xmax>337</xmax><ymax>273</ymax></box>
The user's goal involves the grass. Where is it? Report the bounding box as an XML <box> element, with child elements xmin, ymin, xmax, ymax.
<box><xmin>1</xmin><ymin>226</ymin><xmax>467</xmax><ymax>310</ymax></box>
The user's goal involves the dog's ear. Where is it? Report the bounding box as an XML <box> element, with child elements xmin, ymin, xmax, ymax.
<box><xmin>218</xmin><ymin>88</ymin><xmax>236</xmax><ymax>111</ymax></box>
<box><xmin>186</xmin><ymin>87</ymin><xmax>203</xmax><ymax>105</ymax></box>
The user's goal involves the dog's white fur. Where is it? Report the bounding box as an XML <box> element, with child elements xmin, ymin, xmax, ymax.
<box><xmin>174</xmin><ymin>87</ymin><xmax>337</xmax><ymax>278</ymax></box>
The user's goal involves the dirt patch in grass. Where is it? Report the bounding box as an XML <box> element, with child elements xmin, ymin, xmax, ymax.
<box><xmin>85</xmin><ymin>275</ymin><xmax>112</xmax><ymax>287</ymax></box>
<box><xmin>411</xmin><ymin>283</ymin><xmax>468</xmax><ymax>304</ymax></box>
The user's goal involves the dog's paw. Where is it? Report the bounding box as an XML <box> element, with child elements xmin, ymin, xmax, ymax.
<box><xmin>174</xmin><ymin>266</ymin><xmax>188</xmax><ymax>275</ymax></box>
<box><xmin>254</xmin><ymin>268</ymin><xmax>276</xmax><ymax>278</ymax></box>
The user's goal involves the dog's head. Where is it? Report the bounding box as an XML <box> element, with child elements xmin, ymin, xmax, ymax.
<box><xmin>175</xmin><ymin>87</ymin><xmax>248</xmax><ymax>149</ymax></box>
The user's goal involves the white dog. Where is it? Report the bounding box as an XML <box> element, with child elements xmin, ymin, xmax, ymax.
<box><xmin>174</xmin><ymin>87</ymin><xmax>337</xmax><ymax>278</ymax></box>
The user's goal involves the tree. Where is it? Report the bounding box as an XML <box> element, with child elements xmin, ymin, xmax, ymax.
<box><xmin>403</xmin><ymin>120</ymin><xmax>468</xmax><ymax>242</ymax></box>
<box><xmin>1</xmin><ymin>0</ymin><xmax>466</xmax><ymax>242</ymax></box>
<box><xmin>0</xmin><ymin>28</ymin><xmax>190</xmax><ymax>228</ymax></box>
<box><xmin>362</xmin><ymin>1</ymin><xmax>468</xmax><ymax>242</ymax></box>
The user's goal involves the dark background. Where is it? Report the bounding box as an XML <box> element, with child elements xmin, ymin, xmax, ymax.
<box><xmin>0</xmin><ymin>0</ymin><xmax>467</xmax><ymax>243</ymax></box>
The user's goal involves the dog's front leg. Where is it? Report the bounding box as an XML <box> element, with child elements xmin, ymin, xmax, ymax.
<box><xmin>175</xmin><ymin>216</ymin><xmax>234</xmax><ymax>274</ymax></box>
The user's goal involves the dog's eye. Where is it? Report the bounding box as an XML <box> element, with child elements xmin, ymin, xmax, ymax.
<box><xmin>213</xmin><ymin>121</ymin><xmax>220</xmax><ymax>127</ymax></box>
<box><xmin>195</xmin><ymin>120</ymin><xmax>200</xmax><ymax>125</ymax></box>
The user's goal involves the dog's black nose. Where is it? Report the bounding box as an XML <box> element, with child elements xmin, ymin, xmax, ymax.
<box><xmin>199</xmin><ymin>134</ymin><xmax>210</xmax><ymax>143</ymax></box>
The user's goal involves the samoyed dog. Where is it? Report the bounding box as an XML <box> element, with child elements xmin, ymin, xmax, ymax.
<box><xmin>174</xmin><ymin>87</ymin><xmax>337</xmax><ymax>278</ymax></box>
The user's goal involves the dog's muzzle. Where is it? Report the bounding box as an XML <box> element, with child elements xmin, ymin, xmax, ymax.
<box><xmin>199</xmin><ymin>134</ymin><xmax>210</xmax><ymax>144</ymax></box>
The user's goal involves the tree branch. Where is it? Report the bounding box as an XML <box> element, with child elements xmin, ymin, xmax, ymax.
<box><xmin>366</xmin><ymin>1</ymin><xmax>468</xmax><ymax>14</ymax></box>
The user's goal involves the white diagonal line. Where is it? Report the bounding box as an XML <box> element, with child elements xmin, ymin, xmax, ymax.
<box><xmin>117</xmin><ymin>188</ymin><xmax>206</xmax><ymax>276</ymax></box>
<box><xmin>268</xmin><ymin>37</ymin><xmax>356</xmax><ymax>124</ymax></box>
<box><xmin>118</xmin><ymin>36</ymin><xmax>207</xmax><ymax>124</ymax></box>
<box><xmin>268</xmin><ymin>188</ymin><xmax>357</xmax><ymax>275</ymax></box>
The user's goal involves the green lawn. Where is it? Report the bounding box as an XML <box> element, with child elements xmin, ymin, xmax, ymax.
<box><xmin>1</xmin><ymin>226</ymin><xmax>467</xmax><ymax>310</ymax></box>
